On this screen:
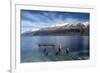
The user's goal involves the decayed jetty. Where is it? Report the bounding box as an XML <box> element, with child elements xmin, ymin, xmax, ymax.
<box><xmin>38</xmin><ymin>43</ymin><xmax>82</xmax><ymax>61</ymax></box>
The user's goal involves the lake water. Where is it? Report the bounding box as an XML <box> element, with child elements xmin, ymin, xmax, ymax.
<box><xmin>21</xmin><ymin>36</ymin><xmax>89</xmax><ymax>63</ymax></box>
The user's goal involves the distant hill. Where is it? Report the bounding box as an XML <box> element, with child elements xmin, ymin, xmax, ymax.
<box><xmin>22</xmin><ymin>22</ymin><xmax>89</xmax><ymax>36</ymax></box>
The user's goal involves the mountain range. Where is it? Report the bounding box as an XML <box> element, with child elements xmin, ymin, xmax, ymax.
<box><xmin>22</xmin><ymin>22</ymin><xmax>89</xmax><ymax>36</ymax></box>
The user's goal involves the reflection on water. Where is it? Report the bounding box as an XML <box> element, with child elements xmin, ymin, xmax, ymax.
<box><xmin>21</xmin><ymin>36</ymin><xmax>89</xmax><ymax>63</ymax></box>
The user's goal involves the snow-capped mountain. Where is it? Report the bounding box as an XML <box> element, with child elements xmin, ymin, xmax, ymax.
<box><xmin>22</xmin><ymin>22</ymin><xmax>89</xmax><ymax>36</ymax></box>
<box><xmin>48</xmin><ymin>23</ymin><xmax>69</xmax><ymax>27</ymax></box>
<box><xmin>46</xmin><ymin>22</ymin><xmax>89</xmax><ymax>28</ymax></box>
<box><xmin>31</xmin><ymin>28</ymin><xmax>40</xmax><ymax>31</ymax></box>
<box><xmin>82</xmin><ymin>22</ymin><xmax>89</xmax><ymax>26</ymax></box>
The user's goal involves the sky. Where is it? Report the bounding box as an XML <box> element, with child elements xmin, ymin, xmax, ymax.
<box><xmin>21</xmin><ymin>10</ymin><xmax>90</xmax><ymax>33</ymax></box>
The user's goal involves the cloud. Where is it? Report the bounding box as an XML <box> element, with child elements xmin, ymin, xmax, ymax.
<box><xmin>21</xmin><ymin>10</ymin><xmax>89</xmax><ymax>33</ymax></box>
<box><xmin>63</xmin><ymin>18</ymin><xmax>81</xmax><ymax>24</ymax></box>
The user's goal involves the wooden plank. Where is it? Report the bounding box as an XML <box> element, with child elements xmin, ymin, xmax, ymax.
<box><xmin>38</xmin><ymin>44</ymin><xmax>55</xmax><ymax>47</ymax></box>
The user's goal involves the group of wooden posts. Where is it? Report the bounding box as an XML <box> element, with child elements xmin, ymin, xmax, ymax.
<box><xmin>38</xmin><ymin>44</ymin><xmax>70</xmax><ymax>56</ymax></box>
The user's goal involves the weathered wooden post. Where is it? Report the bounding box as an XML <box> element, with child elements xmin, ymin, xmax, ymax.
<box><xmin>66</xmin><ymin>48</ymin><xmax>70</xmax><ymax>54</ymax></box>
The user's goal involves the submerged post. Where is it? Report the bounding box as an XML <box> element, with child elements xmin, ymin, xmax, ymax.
<box><xmin>66</xmin><ymin>48</ymin><xmax>70</xmax><ymax>54</ymax></box>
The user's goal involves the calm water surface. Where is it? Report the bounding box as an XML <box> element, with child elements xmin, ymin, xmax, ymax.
<box><xmin>21</xmin><ymin>36</ymin><xmax>89</xmax><ymax>63</ymax></box>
